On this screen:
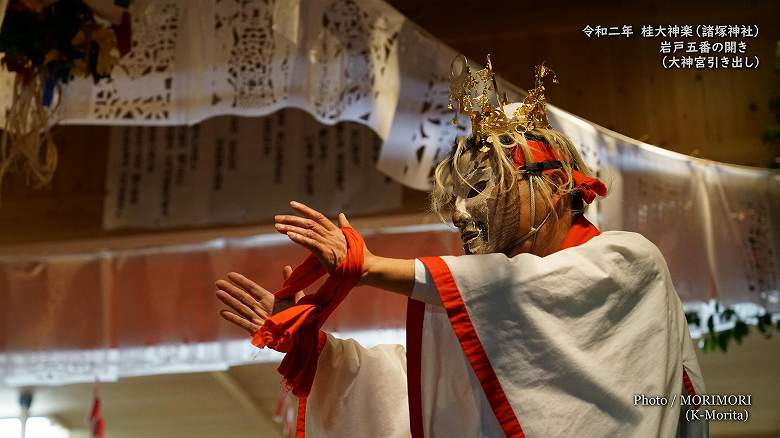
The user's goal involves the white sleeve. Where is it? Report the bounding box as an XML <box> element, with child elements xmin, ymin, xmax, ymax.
<box><xmin>410</xmin><ymin>258</ymin><xmax>443</xmax><ymax>306</ymax></box>
<box><xmin>305</xmin><ymin>333</ymin><xmax>411</xmax><ymax>437</ymax></box>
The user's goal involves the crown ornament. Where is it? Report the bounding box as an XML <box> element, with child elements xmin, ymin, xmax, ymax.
<box><xmin>447</xmin><ymin>54</ymin><xmax>558</xmax><ymax>149</ymax></box>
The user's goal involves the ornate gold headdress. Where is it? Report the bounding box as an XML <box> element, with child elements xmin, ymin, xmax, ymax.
<box><xmin>448</xmin><ymin>54</ymin><xmax>558</xmax><ymax>147</ymax></box>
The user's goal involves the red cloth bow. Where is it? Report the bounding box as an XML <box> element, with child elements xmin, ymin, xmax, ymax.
<box><xmin>252</xmin><ymin>226</ymin><xmax>365</xmax><ymax>397</ymax></box>
<box><xmin>511</xmin><ymin>139</ymin><xmax>607</xmax><ymax>203</ymax></box>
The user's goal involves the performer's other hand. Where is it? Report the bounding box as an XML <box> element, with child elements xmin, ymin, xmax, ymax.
<box><xmin>274</xmin><ymin>201</ymin><xmax>354</xmax><ymax>273</ymax></box>
<box><xmin>216</xmin><ymin>267</ymin><xmax>304</xmax><ymax>334</ymax></box>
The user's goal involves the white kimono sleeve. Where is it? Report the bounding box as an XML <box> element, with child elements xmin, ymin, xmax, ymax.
<box><xmin>305</xmin><ymin>333</ymin><xmax>411</xmax><ymax>437</ymax></box>
<box><xmin>304</xmin><ymin>261</ymin><xmax>446</xmax><ymax>436</ymax></box>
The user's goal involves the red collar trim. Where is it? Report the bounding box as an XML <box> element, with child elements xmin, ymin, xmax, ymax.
<box><xmin>559</xmin><ymin>215</ymin><xmax>601</xmax><ymax>250</ymax></box>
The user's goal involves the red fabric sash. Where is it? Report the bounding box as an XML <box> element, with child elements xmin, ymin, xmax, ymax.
<box><xmin>253</xmin><ymin>226</ymin><xmax>365</xmax><ymax>397</ymax></box>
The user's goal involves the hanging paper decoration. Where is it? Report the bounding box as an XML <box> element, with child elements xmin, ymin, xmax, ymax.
<box><xmin>0</xmin><ymin>0</ymin><xmax>132</xmax><ymax>197</ymax></box>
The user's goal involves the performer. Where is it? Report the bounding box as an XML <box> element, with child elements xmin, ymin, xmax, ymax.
<box><xmin>216</xmin><ymin>56</ymin><xmax>708</xmax><ymax>437</ymax></box>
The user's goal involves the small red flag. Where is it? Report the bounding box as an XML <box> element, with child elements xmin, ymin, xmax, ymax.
<box><xmin>89</xmin><ymin>382</ymin><xmax>105</xmax><ymax>438</ymax></box>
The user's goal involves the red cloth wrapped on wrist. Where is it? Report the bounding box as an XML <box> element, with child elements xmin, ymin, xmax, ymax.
<box><xmin>252</xmin><ymin>226</ymin><xmax>365</xmax><ymax>397</ymax></box>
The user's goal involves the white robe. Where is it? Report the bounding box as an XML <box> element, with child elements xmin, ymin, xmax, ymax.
<box><xmin>305</xmin><ymin>231</ymin><xmax>708</xmax><ymax>437</ymax></box>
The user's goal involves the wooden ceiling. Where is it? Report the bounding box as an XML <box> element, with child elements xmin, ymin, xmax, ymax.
<box><xmin>389</xmin><ymin>0</ymin><xmax>780</xmax><ymax>167</ymax></box>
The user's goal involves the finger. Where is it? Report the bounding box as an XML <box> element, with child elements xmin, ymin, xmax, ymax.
<box><xmin>287</xmin><ymin>231</ymin><xmax>329</xmax><ymax>258</ymax></box>
<box><xmin>217</xmin><ymin>281</ymin><xmax>270</xmax><ymax>320</ymax></box>
<box><xmin>282</xmin><ymin>265</ymin><xmax>306</xmax><ymax>301</ymax></box>
<box><xmin>274</xmin><ymin>215</ymin><xmax>328</xmax><ymax>236</ymax></box>
<box><xmin>220</xmin><ymin>309</ymin><xmax>259</xmax><ymax>333</ymax></box>
<box><xmin>216</xmin><ymin>289</ymin><xmax>259</xmax><ymax>321</ymax></box>
<box><xmin>225</xmin><ymin>272</ymin><xmax>270</xmax><ymax>302</ymax></box>
<box><xmin>275</xmin><ymin>224</ymin><xmax>329</xmax><ymax>244</ymax></box>
<box><xmin>219</xmin><ymin>309</ymin><xmax>259</xmax><ymax>334</ymax></box>
<box><xmin>217</xmin><ymin>278</ymin><xmax>260</xmax><ymax>305</ymax></box>
<box><xmin>337</xmin><ymin>212</ymin><xmax>351</xmax><ymax>228</ymax></box>
<box><xmin>289</xmin><ymin>201</ymin><xmax>338</xmax><ymax>231</ymax></box>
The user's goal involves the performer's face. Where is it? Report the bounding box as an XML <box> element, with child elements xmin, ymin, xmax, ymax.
<box><xmin>450</xmin><ymin>149</ymin><xmax>521</xmax><ymax>255</ymax></box>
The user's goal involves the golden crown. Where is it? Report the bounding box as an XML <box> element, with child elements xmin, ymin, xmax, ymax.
<box><xmin>448</xmin><ymin>55</ymin><xmax>558</xmax><ymax>146</ymax></box>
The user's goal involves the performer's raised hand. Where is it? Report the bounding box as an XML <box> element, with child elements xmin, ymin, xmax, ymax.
<box><xmin>275</xmin><ymin>200</ymin><xmax>415</xmax><ymax>297</ymax></box>
<box><xmin>216</xmin><ymin>267</ymin><xmax>304</xmax><ymax>334</ymax></box>
<box><xmin>274</xmin><ymin>201</ymin><xmax>354</xmax><ymax>273</ymax></box>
